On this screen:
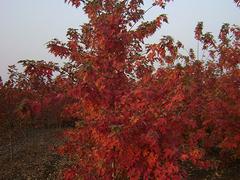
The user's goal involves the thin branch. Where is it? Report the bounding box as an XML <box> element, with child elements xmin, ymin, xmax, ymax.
<box><xmin>128</xmin><ymin>5</ymin><xmax>155</xmax><ymax>31</ymax></box>
<box><xmin>197</xmin><ymin>40</ymin><xmax>199</xmax><ymax>60</ymax></box>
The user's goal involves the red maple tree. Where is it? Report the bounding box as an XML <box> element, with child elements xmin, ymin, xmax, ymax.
<box><xmin>46</xmin><ymin>0</ymin><xmax>240</xmax><ymax>179</ymax></box>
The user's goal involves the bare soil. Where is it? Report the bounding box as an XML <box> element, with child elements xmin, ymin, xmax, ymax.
<box><xmin>0</xmin><ymin>128</ymin><xmax>72</xmax><ymax>180</ymax></box>
<box><xmin>0</xmin><ymin>128</ymin><xmax>239</xmax><ymax>180</ymax></box>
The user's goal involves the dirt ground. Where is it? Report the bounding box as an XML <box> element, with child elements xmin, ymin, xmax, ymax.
<box><xmin>0</xmin><ymin>128</ymin><xmax>240</xmax><ymax>180</ymax></box>
<box><xmin>0</xmin><ymin>129</ymin><xmax>72</xmax><ymax>180</ymax></box>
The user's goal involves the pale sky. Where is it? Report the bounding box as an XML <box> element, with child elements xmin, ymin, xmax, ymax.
<box><xmin>0</xmin><ymin>0</ymin><xmax>239</xmax><ymax>81</ymax></box>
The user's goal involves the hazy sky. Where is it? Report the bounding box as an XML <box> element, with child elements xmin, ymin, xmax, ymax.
<box><xmin>0</xmin><ymin>0</ymin><xmax>239</xmax><ymax>81</ymax></box>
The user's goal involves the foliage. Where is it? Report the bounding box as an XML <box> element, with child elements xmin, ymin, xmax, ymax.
<box><xmin>46</xmin><ymin>0</ymin><xmax>240</xmax><ymax>179</ymax></box>
<box><xmin>0</xmin><ymin>0</ymin><xmax>239</xmax><ymax>179</ymax></box>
